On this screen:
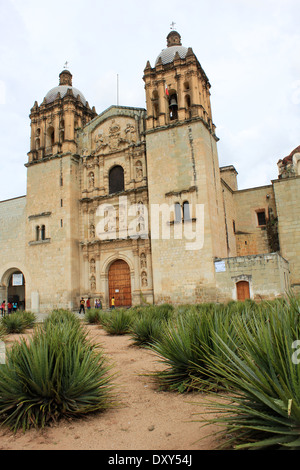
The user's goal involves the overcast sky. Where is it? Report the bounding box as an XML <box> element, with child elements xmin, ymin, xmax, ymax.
<box><xmin>0</xmin><ymin>0</ymin><xmax>300</xmax><ymax>201</ymax></box>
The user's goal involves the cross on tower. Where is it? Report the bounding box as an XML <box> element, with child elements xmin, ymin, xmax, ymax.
<box><xmin>64</xmin><ymin>61</ymin><xmax>69</xmax><ymax>70</ymax></box>
<box><xmin>170</xmin><ymin>22</ymin><xmax>176</xmax><ymax>30</ymax></box>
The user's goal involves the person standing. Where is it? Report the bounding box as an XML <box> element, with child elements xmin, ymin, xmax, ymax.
<box><xmin>0</xmin><ymin>301</ymin><xmax>5</xmax><ymax>317</ymax></box>
<box><xmin>86</xmin><ymin>298</ymin><xmax>91</xmax><ymax>310</ymax></box>
<box><xmin>79</xmin><ymin>297</ymin><xmax>85</xmax><ymax>315</ymax></box>
<box><xmin>111</xmin><ymin>296</ymin><xmax>115</xmax><ymax>310</ymax></box>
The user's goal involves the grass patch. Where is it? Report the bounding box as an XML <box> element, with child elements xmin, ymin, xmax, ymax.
<box><xmin>1</xmin><ymin>311</ymin><xmax>36</xmax><ymax>334</ymax></box>
<box><xmin>0</xmin><ymin>310</ymin><xmax>115</xmax><ymax>432</ymax></box>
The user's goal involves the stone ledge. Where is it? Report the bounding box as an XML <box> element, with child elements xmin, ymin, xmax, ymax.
<box><xmin>29</xmin><ymin>238</ymin><xmax>51</xmax><ymax>246</ymax></box>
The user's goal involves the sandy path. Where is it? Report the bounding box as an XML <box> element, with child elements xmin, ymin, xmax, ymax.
<box><xmin>0</xmin><ymin>324</ymin><xmax>222</xmax><ymax>450</ymax></box>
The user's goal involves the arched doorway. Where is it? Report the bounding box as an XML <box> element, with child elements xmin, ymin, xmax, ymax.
<box><xmin>7</xmin><ymin>270</ymin><xmax>26</xmax><ymax>310</ymax></box>
<box><xmin>236</xmin><ymin>281</ymin><xmax>250</xmax><ymax>302</ymax></box>
<box><xmin>108</xmin><ymin>260</ymin><xmax>132</xmax><ymax>308</ymax></box>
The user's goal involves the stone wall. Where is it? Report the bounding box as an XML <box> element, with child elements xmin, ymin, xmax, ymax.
<box><xmin>273</xmin><ymin>176</ymin><xmax>300</xmax><ymax>294</ymax></box>
<box><xmin>146</xmin><ymin>118</ymin><xmax>228</xmax><ymax>305</ymax></box>
<box><xmin>215</xmin><ymin>252</ymin><xmax>289</xmax><ymax>302</ymax></box>
<box><xmin>0</xmin><ymin>196</ymin><xmax>27</xmax><ymax>304</ymax></box>
<box><xmin>233</xmin><ymin>185</ymin><xmax>276</xmax><ymax>256</ymax></box>
<box><xmin>25</xmin><ymin>154</ymin><xmax>81</xmax><ymax>312</ymax></box>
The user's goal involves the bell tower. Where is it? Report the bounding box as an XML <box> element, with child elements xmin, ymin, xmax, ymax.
<box><xmin>24</xmin><ymin>70</ymin><xmax>97</xmax><ymax>312</ymax></box>
<box><xmin>28</xmin><ymin>69</ymin><xmax>96</xmax><ymax>162</ymax></box>
<box><xmin>143</xmin><ymin>31</ymin><xmax>228</xmax><ymax>304</ymax></box>
<box><xmin>143</xmin><ymin>30</ymin><xmax>215</xmax><ymax>133</ymax></box>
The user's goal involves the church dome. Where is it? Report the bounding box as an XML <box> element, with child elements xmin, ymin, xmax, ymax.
<box><xmin>155</xmin><ymin>30</ymin><xmax>188</xmax><ymax>65</ymax></box>
<box><xmin>45</xmin><ymin>85</ymin><xmax>87</xmax><ymax>105</ymax></box>
<box><xmin>156</xmin><ymin>45</ymin><xmax>189</xmax><ymax>65</ymax></box>
<box><xmin>44</xmin><ymin>69</ymin><xmax>87</xmax><ymax>105</ymax></box>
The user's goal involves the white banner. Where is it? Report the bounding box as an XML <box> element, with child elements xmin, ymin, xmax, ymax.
<box><xmin>12</xmin><ymin>273</ymin><xmax>23</xmax><ymax>286</ymax></box>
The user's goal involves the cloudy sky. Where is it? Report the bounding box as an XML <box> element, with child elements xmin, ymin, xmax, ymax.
<box><xmin>0</xmin><ymin>0</ymin><xmax>300</xmax><ymax>201</ymax></box>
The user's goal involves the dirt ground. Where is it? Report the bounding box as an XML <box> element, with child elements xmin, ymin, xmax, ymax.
<box><xmin>0</xmin><ymin>324</ymin><xmax>223</xmax><ymax>451</ymax></box>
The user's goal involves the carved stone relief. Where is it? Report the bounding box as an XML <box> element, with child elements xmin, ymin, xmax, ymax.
<box><xmin>92</xmin><ymin>118</ymin><xmax>138</xmax><ymax>156</ymax></box>
<box><xmin>90</xmin><ymin>224</ymin><xmax>95</xmax><ymax>238</ymax></box>
<box><xmin>88</xmin><ymin>172</ymin><xmax>95</xmax><ymax>188</ymax></box>
<box><xmin>141</xmin><ymin>271</ymin><xmax>148</xmax><ymax>287</ymax></box>
<box><xmin>90</xmin><ymin>258</ymin><xmax>96</xmax><ymax>273</ymax></box>
<box><xmin>135</xmin><ymin>160</ymin><xmax>143</xmax><ymax>179</ymax></box>
<box><xmin>90</xmin><ymin>276</ymin><xmax>96</xmax><ymax>292</ymax></box>
<box><xmin>140</xmin><ymin>253</ymin><xmax>147</xmax><ymax>269</ymax></box>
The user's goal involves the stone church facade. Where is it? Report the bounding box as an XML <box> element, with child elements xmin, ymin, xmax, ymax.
<box><xmin>0</xmin><ymin>30</ymin><xmax>299</xmax><ymax>313</ymax></box>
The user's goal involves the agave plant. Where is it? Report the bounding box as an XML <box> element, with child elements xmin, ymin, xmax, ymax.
<box><xmin>19</xmin><ymin>311</ymin><xmax>36</xmax><ymax>329</ymax></box>
<box><xmin>84</xmin><ymin>308</ymin><xmax>101</xmax><ymax>324</ymax></box>
<box><xmin>130</xmin><ymin>312</ymin><xmax>164</xmax><ymax>347</ymax></box>
<box><xmin>1</xmin><ymin>313</ymin><xmax>27</xmax><ymax>334</ymax></box>
<box><xmin>200</xmin><ymin>297</ymin><xmax>300</xmax><ymax>450</ymax></box>
<box><xmin>0</xmin><ymin>311</ymin><xmax>115</xmax><ymax>431</ymax></box>
<box><xmin>43</xmin><ymin>309</ymin><xmax>79</xmax><ymax>329</ymax></box>
<box><xmin>102</xmin><ymin>308</ymin><xmax>133</xmax><ymax>335</ymax></box>
<box><xmin>153</xmin><ymin>304</ymin><xmax>175</xmax><ymax>320</ymax></box>
<box><xmin>150</xmin><ymin>308</ymin><xmax>240</xmax><ymax>392</ymax></box>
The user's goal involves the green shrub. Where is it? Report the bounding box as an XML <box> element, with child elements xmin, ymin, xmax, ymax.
<box><xmin>200</xmin><ymin>297</ymin><xmax>300</xmax><ymax>449</ymax></box>
<box><xmin>0</xmin><ymin>311</ymin><xmax>115</xmax><ymax>432</ymax></box>
<box><xmin>20</xmin><ymin>311</ymin><xmax>36</xmax><ymax>329</ymax></box>
<box><xmin>1</xmin><ymin>314</ymin><xmax>25</xmax><ymax>334</ymax></box>
<box><xmin>102</xmin><ymin>308</ymin><xmax>133</xmax><ymax>335</ymax></box>
<box><xmin>153</xmin><ymin>304</ymin><xmax>175</xmax><ymax>320</ymax></box>
<box><xmin>150</xmin><ymin>308</ymin><xmax>240</xmax><ymax>392</ymax></box>
<box><xmin>130</xmin><ymin>313</ymin><xmax>164</xmax><ymax>347</ymax></box>
<box><xmin>84</xmin><ymin>308</ymin><xmax>101</xmax><ymax>324</ymax></box>
<box><xmin>43</xmin><ymin>309</ymin><xmax>78</xmax><ymax>329</ymax></box>
<box><xmin>1</xmin><ymin>311</ymin><xmax>36</xmax><ymax>334</ymax></box>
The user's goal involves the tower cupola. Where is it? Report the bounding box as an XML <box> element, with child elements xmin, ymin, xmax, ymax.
<box><xmin>143</xmin><ymin>31</ymin><xmax>215</xmax><ymax>134</ymax></box>
<box><xmin>28</xmin><ymin>70</ymin><xmax>97</xmax><ymax>163</ymax></box>
<box><xmin>167</xmin><ymin>30</ymin><xmax>182</xmax><ymax>47</ymax></box>
<box><xmin>59</xmin><ymin>69</ymin><xmax>73</xmax><ymax>86</ymax></box>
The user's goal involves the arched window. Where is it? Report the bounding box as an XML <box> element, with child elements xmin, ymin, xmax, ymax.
<box><xmin>36</xmin><ymin>226</ymin><xmax>40</xmax><ymax>241</ymax></box>
<box><xmin>59</xmin><ymin>120</ymin><xmax>65</xmax><ymax>142</ymax></box>
<box><xmin>185</xmin><ymin>94</ymin><xmax>191</xmax><ymax>109</ymax></box>
<box><xmin>41</xmin><ymin>225</ymin><xmax>46</xmax><ymax>240</ymax></box>
<box><xmin>109</xmin><ymin>165</ymin><xmax>124</xmax><ymax>195</ymax></box>
<box><xmin>169</xmin><ymin>93</ymin><xmax>178</xmax><ymax>121</ymax></box>
<box><xmin>174</xmin><ymin>202</ymin><xmax>182</xmax><ymax>223</ymax></box>
<box><xmin>35</xmin><ymin>128</ymin><xmax>41</xmax><ymax>151</ymax></box>
<box><xmin>152</xmin><ymin>90</ymin><xmax>159</xmax><ymax>119</ymax></box>
<box><xmin>46</xmin><ymin>126</ymin><xmax>55</xmax><ymax>148</ymax></box>
<box><xmin>183</xmin><ymin>201</ymin><xmax>191</xmax><ymax>221</ymax></box>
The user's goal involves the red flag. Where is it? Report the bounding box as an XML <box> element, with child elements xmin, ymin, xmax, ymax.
<box><xmin>165</xmin><ymin>85</ymin><xmax>169</xmax><ymax>96</ymax></box>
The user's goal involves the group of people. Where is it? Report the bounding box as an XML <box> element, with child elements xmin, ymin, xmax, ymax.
<box><xmin>79</xmin><ymin>297</ymin><xmax>103</xmax><ymax>314</ymax></box>
<box><xmin>0</xmin><ymin>300</ymin><xmax>18</xmax><ymax>316</ymax></box>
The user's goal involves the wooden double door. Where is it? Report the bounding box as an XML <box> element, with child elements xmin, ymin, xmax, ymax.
<box><xmin>236</xmin><ymin>281</ymin><xmax>250</xmax><ymax>301</ymax></box>
<box><xmin>108</xmin><ymin>259</ymin><xmax>132</xmax><ymax>307</ymax></box>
